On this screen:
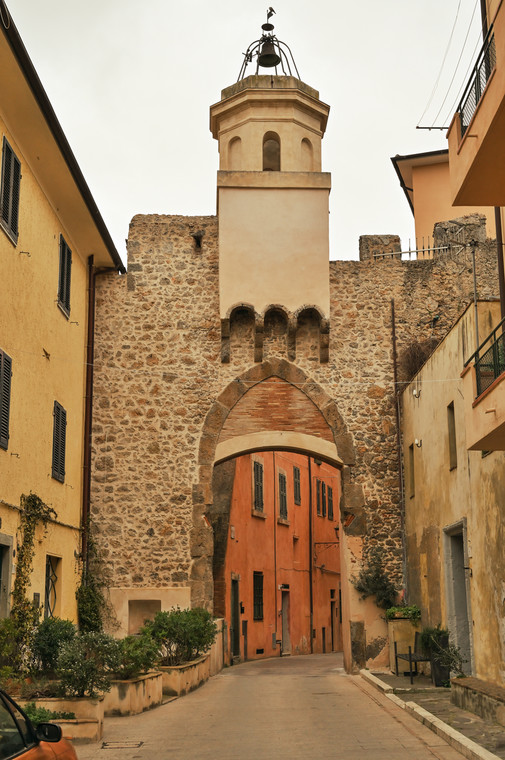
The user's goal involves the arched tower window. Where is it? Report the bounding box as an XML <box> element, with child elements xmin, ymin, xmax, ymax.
<box><xmin>228</xmin><ymin>136</ymin><xmax>242</xmax><ymax>170</ymax></box>
<box><xmin>301</xmin><ymin>138</ymin><xmax>314</xmax><ymax>171</ymax></box>
<box><xmin>263</xmin><ymin>132</ymin><xmax>280</xmax><ymax>171</ymax></box>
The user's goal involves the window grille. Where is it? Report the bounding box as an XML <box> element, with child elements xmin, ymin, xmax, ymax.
<box><xmin>44</xmin><ymin>556</ymin><xmax>58</xmax><ymax>618</ymax></box>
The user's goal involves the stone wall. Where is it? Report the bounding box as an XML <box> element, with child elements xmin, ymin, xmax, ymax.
<box><xmin>91</xmin><ymin>212</ymin><xmax>500</xmax><ymax>657</ymax></box>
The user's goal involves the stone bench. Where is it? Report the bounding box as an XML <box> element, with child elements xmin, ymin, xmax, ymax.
<box><xmin>451</xmin><ymin>676</ymin><xmax>505</xmax><ymax>726</ymax></box>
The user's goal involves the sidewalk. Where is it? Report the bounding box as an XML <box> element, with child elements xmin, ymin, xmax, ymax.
<box><xmin>362</xmin><ymin>671</ymin><xmax>505</xmax><ymax>760</ymax></box>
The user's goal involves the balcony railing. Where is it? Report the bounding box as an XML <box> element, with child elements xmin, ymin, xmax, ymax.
<box><xmin>465</xmin><ymin>316</ymin><xmax>505</xmax><ymax>397</ymax></box>
<box><xmin>458</xmin><ymin>26</ymin><xmax>496</xmax><ymax>137</ymax></box>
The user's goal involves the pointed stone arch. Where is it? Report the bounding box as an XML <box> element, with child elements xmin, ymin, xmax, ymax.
<box><xmin>191</xmin><ymin>358</ymin><xmax>362</xmax><ymax>609</ymax></box>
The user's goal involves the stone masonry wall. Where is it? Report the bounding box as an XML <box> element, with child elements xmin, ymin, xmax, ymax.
<box><xmin>91</xmin><ymin>214</ymin><xmax>500</xmax><ymax>615</ymax></box>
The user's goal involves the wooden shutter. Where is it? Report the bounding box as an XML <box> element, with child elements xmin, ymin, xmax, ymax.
<box><xmin>0</xmin><ymin>351</ymin><xmax>12</xmax><ymax>450</ymax></box>
<box><xmin>316</xmin><ymin>479</ymin><xmax>321</xmax><ymax>515</ymax></box>
<box><xmin>1</xmin><ymin>138</ymin><xmax>21</xmax><ymax>241</ymax></box>
<box><xmin>322</xmin><ymin>482</ymin><xmax>326</xmax><ymax>517</ymax></box>
<box><xmin>52</xmin><ymin>401</ymin><xmax>66</xmax><ymax>482</ymax></box>
<box><xmin>58</xmin><ymin>236</ymin><xmax>72</xmax><ymax>315</ymax></box>
<box><xmin>279</xmin><ymin>472</ymin><xmax>287</xmax><ymax>518</ymax></box>
<box><xmin>293</xmin><ymin>466</ymin><xmax>300</xmax><ymax>505</ymax></box>
<box><xmin>328</xmin><ymin>486</ymin><xmax>334</xmax><ymax>520</ymax></box>
<box><xmin>253</xmin><ymin>460</ymin><xmax>263</xmax><ymax>511</ymax></box>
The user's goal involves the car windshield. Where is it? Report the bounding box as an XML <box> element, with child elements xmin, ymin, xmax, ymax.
<box><xmin>0</xmin><ymin>696</ymin><xmax>28</xmax><ymax>759</ymax></box>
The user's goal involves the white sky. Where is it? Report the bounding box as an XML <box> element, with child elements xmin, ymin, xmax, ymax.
<box><xmin>4</xmin><ymin>0</ymin><xmax>484</xmax><ymax>265</ymax></box>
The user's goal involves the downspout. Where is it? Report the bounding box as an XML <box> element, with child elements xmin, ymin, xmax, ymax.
<box><xmin>480</xmin><ymin>0</ymin><xmax>488</xmax><ymax>38</ymax></box>
<box><xmin>495</xmin><ymin>207</ymin><xmax>505</xmax><ymax>320</ymax></box>
<box><xmin>82</xmin><ymin>259</ymin><xmax>119</xmax><ymax>574</ymax></box>
<box><xmin>273</xmin><ymin>452</ymin><xmax>278</xmax><ymax>654</ymax></box>
<box><xmin>308</xmin><ymin>455</ymin><xmax>314</xmax><ymax>654</ymax></box>
<box><xmin>391</xmin><ymin>300</ymin><xmax>407</xmax><ymax>594</ymax></box>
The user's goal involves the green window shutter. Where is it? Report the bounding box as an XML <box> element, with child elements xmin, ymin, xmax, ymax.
<box><xmin>58</xmin><ymin>235</ymin><xmax>72</xmax><ymax>316</ymax></box>
<box><xmin>0</xmin><ymin>351</ymin><xmax>12</xmax><ymax>450</ymax></box>
<box><xmin>293</xmin><ymin>466</ymin><xmax>301</xmax><ymax>505</ymax></box>
<box><xmin>52</xmin><ymin>401</ymin><xmax>66</xmax><ymax>482</ymax></box>
<box><xmin>253</xmin><ymin>461</ymin><xmax>264</xmax><ymax>511</ymax></box>
<box><xmin>328</xmin><ymin>486</ymin><xmax>334</xmax><ymax>520</ymax></box>
<box><xmin>322</xmin><ymin>482</ymin><xmax>326</xmax><ymax>517</ymax></box>
<box><xmin>1</xmin><ymin>138</ymin><xmax>21</xmax><ymax>243</ymax></box>
<box><xmin>253</xmin><ymin>572</ymin><xmax>263</xmax><ymax>620</ymax></box>
<box><xmin>279</xmin><ymin>472</ymin><xmax>287</xmax><ymax>519</ymax></box>
<box><xmin>316</xmin><ymin>479</ymin><xmax>321</xmax><ymax>515</ymax></box>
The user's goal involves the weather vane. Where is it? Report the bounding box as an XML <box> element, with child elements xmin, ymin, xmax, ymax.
<box><xmin>237</xmin><ymin>8</ymin><xmax>301</xmax><ymax>81</ymax></box>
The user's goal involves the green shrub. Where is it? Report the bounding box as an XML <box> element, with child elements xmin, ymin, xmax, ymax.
<box><xmin>19</xmin><ymin>676</ymin><xmax>61</xmax><ymax>700</ymax></box>
<box><xmin>76</xmin><ymin>582</ymin><xmax>104</xmax><ymax>633</ymax></box>
<box><xmin>385</xmin><ymin>604</ymin><xmax>421</xmax><ymax>622</ymax></box>
<box><xmin>56</xmin><ymin>632</ymin><xmax>121</xmax><ymax>698</ymax></box>
<box><xmin>32</xmin><ymin>618</ymin><xmax>76</xmax><ymax>672</ymax></box>
<box><xmin>0</xmin><ymin>618</ymin><xmax>17</xmax><ymax>667</ymax></box>
<box><xmin>419</xmin><ymin>625</ymin><xmax>449</xmax><ymax>655</ymax></box>
<box><xmin>352</xmin><ymin>547</ymin><xmax>398</xmax><ymax>610</ymax></box>
<box><xmin>141</xmin><ymin>608</ymin><xmax>217</xmax><ymax>666</ymax></box>
<box><xmin>113</xmin><ymin>636</ymin><xmax>159</xmax><ymax>680</ymax></box>
<box><xmin>23</xmin><ymin>702</ymin><xmax>75</xmax><ymax>726</ymax></box>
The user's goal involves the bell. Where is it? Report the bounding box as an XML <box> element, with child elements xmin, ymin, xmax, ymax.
<box><xmin>258</xmin><ymin>39</ymin><xmax>281</xmax><ymax>68</ymax></box>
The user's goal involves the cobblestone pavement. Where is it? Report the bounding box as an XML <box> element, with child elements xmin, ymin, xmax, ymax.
<box><xmin>77</xmin><ymin>655</ymin><xmax>466</xmax><ymax>760</ymax></box>
<box><xmin>372</xmin><ymin>672</ymin><xmax>505</xmax><ymax>759</ymax></box>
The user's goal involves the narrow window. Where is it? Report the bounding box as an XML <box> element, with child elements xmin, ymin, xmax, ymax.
<box><xmin>316</xmin><ymin>479</ymin><xmax>321</xmax><ymax>515</ymax></box>
<box><xmin>279</xmin><ymin>472</ymin><xmax>287</xmax><ymax>519</ymax></box>
<box><xmin>447</xmin><ymin>401</ymin><xmax>457</xmax><ymax>470</ymax></box>
<box><xmin>0</xmin><ymin>351</ymin><xmax>12</xmax><ymax>450</ymax></box>
<box><xmin>408</xmin><ymin>444</ymin><xmax>415</xmax><ymax>498</ymax></box>
<box><xmin>253</xmin><ymin>460</ymin><xmax>264</xmax><ymax>511</ymax></box>
<box><xmin>44</xmin><ymin>555</ymin><xmax>59</xmax><ymax>619</ymax></box>
<box><xmin>263</xmin><ymin>132</ymin><xmax>280</xmax><ymax>171</ymax></box>
<box><xmin>253</xmin><ymin>572</ymin><xmax>263</xmax><ymax>620</ymax></box>
<box><xmin>328</xmin><ymin>485</ymin><xmax>334</xmax><ymax>520</ymax></box>
<box><xmin>321</xmin><ymin>482</ymin><xmax>326</xmax><ymax>517</ymax></box>
<box><xmin>293</xmin><ymin>466</ymin><xmax>301</xmax><ymax>505</ymax></box>
<box><xmin>0</xmin><ymin>137</ymin><xmax>21</xmax><ymax>244</ymax></box>
<box><xmin>58</xmin><ymin>235</ymin><xmax>72</xmax><ymax>316</ymax></box>
<box><xmin>52</xmin><ymin>401</ymin><xmax>67</xmax><ymax>482</ymax></box>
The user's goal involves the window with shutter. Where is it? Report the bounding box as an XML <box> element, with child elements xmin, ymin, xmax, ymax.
<box><xmin>253</xmin><ymin>572</ymin><xmax>263</xmax><ymax>620</ymax></box>
<box><xmin>321</xmin><ymin>482</ymin><xmax>326</xmax><ymax>517</ymax></box>
<box><xmin>58</xmin><ymin>235</ymin><xmax>72</xmax><ymax>316</ymax></box>
<box><xmin>328</xmin><ymin>485</ymin><xmax>334</xmax><ymax>520</ymax></box>
<box><xmin>0</xmin><ymin>137</ymin><xmax>21</xmax><ymax>244</ymax></box>
<box><xmin>316</xmin><ymin>479</ymin><xmax>321</xmax><ymax>515</ymax></box>
<box><xmin>0</xmin><ymin>351</ymin><xmax>12</xmax><ymax>450</ymax></box>
<box><xmin>293</xmin><ymin>466</ymin><xmax>301</xmax><ymax>505</ymax></box>
<box><xmin>51</xmin><ymin>401</ymin><xmax>66</xmax><ymax>482</ymax></box>
<box><xmin>279</xmin><ymin>472</ymin><xmax>287</xmax><ymax>519</ymax></box>
<box><xmin>253</xmin><ymin>460</ymin><xmax>264</xmax><ymax>511</ymax></box>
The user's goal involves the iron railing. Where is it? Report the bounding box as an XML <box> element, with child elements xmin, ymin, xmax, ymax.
<box><xmin>465</xmin><ymin>316</ymin><xmax>505</xmax><ymax>397</ymax></box>
<box><xmin>458</xmin><ymin>26</ymin><xmax>496</xmax><ymax>137</ymax></box>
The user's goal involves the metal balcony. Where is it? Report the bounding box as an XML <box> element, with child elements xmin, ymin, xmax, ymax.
<box><xmin>458</xmin><ymin>27</ymin><xmax>496</xmax><ymax>137</ymax></box>
<box><xmin>465</xmin><ymin>316</ymin><xmax>505</xmax><ymax>397</ymax></box>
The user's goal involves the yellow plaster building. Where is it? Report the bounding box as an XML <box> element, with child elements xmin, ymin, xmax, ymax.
<box><xmin>0</xmin><ymin>12</ymin><xmax>124</xmax><ymax>621</ymax></box>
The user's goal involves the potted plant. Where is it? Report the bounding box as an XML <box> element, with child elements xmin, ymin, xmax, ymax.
<box><xmin>420</xmin><ymin>625</ymin><xmax>465</xmax><ymax>686</ymax></box>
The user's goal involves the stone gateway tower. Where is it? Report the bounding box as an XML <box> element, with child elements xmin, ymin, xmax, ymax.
<box><xmin>90</xmin><ymin>22</ymin><xmax>500</xmax><ymax>671</ymax></box>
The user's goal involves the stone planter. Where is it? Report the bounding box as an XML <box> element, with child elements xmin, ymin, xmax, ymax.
<box><xmin>18</xmin><ymin>696</ymin><xmax>104</xmax><ymax>744</ymax></box>
<box><xmin>387</xmin><ymin>618</ymin><xmax>421</xmax><ymax>674</ymax></box>
<box><xmin>159</xmin><ymin>654</ymin><xmax>210</xmax><ymax>696</ymax></box>
<box><xmin>102</xmin><ymin>671</ymin><xmax>163</xmax><ymax>716</ymax></box>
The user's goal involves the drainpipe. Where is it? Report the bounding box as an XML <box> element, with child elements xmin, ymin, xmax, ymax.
<box><xmin>273</xmin><ymin>452</ymin><xmax>278</xmax><ymax>654</ymax></box>
<box><xmin>82</xmin><ymin>259</ymin><xmax>119</xmax><ymax>574</ymax></box>
<box><xmin>480</xmin><ymin>0</ymin><xmax>488</xmax><ymax>38</ymax></box>
<box><xmin>391</xmin><ymin>300</ymin><xmax>407</xmax><ymax>595</ymax></box>
<box><xmin>494</xmin><ymin>207</ymin><xmax>505</xmax><ymax>320</ymax></box>
<box><xmin>308</xmin><ymin>455</ymin><xmax>314</xmax><ymax>654</ymax></box>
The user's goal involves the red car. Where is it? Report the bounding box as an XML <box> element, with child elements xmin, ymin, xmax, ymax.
<box><xmin>0</xmin><ymin>689</ymin><xmax>78</xmax><ymax>759</ymax></box>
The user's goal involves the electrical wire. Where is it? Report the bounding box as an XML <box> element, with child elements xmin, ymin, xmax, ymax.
<box><xmin>441</xmin><ymin>27</ymin><xmax>485</xmax><ymax>127</ymax></box>
<box><xmin>430</xmin><ymin>0</ymin><xmax>480</xmax><ymax>127</ymax></box>
<box><xmin>417</xmin><ymin>0</ymin><xmax>462</xmax><ymax>127</ymax></box>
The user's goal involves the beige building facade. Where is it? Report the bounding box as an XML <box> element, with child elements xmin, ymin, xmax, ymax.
<box><xmin>0</xmin><ymin>14</ymin><xmax>123</xmax><ymax>621</ymax></box>
<box><xmin>402</xmin><ymin>300</ymin><xmax>505</xmax><ymax>686</ymax></box>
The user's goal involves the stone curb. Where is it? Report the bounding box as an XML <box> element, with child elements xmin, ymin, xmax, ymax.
<box><xmin>359</xmin><ymin>671</ymin><xmax>501</xmax><ymax>760</ymax></box>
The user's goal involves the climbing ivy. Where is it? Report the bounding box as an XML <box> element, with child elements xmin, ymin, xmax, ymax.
<box><xmin>11</xmin><ymin>493</ymin><xmax>56</xmax><ymax>671</ymax></box>
<box><xmin>76</xmin><ymin>519</ymin><xmax>116</xmax><ymax>632</ymax></box>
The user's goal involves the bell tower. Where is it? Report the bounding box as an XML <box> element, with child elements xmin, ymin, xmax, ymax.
<box><xmin>210</xmin><ymin>15</ymin><xmax>331</xmax><ymax>323</ymax></box>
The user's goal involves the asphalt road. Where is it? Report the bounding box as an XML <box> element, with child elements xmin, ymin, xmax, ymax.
<box><xmin>77</xmin><ymin>653</ymin><xmax>466</xmax><ymax>760</ymax></box>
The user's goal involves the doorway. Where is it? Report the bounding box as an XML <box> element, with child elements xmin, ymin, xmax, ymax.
<box><xmin>281</xmin><ymin>590</ymin><xmax>291</xmax><ymax>655</ymax></box>
<box><xmin>444</xmin><ymin>521</ymin><xmax>472</xmax><ymax>674</ymax></box>
<box><xmin>231</xmin><ymin>578</ymin><xmax>241</xmax><ymax>661</ymax></box>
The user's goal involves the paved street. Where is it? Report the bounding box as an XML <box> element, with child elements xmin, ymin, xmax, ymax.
<box><xmin>77</xmin><ymin>654</ymin><xmax>466</xmax><ymax>760</ymax></box>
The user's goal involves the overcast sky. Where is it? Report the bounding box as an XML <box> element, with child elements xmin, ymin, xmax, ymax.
<box><xmin>4</xmin><ymin>0</ymin><xmax>484</xmax><ymax>265</ymax></box>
